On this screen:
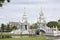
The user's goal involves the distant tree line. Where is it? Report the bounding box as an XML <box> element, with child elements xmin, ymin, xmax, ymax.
<box><xmin>0</xmin><ymin>23</ymin><xmax>17</xmax><ymax>32</ymax></box>
<box><xmin>47</xmin><ymin>20</ymin><xmax>60</xmax><ymax>28</ymax></box>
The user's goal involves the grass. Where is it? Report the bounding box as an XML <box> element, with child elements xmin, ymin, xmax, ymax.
<box><xmin>0</xmin><ymin>34</ymin><xmax>36</xmax><ymax>36</ymax></box>
<box><xmin>0</xmin><ymin>36</ymin><xmax>51</xmax><ymax>40</ymax></box>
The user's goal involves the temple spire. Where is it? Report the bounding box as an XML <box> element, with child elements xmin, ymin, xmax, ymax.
<box><xmin>22</xmin><ymin>7</ymin><xmax>27</xmax><ymax>23</ymax></box>
<box><xmin>38</xmin><ymin>8</ymin><xmax>46</xmax><ymax>26</ymax></box>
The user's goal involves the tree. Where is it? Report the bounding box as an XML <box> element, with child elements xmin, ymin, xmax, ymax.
<box><xmin>58</xmin><ymin>19</ymin><xmax>60</xmax><ymax>24</ymax></box>
<box><xmin>47</xmin><ymin>21</ymin><xmax>58</xmax><ymax>28</ymax></box>
<box><xmin>0</xmin><ymin>0</ymin><xmax>10</xmax><ymax>7</ymax></box>
<box><xmin>6</xmin><ymin>24</ymin><xmax>11</xmax><ymax>32</ymax></box>
<box><xmin>1</xmin><ymin>24</ymin><xmax>5</xmax><ymax>32</ymax></box>
<box><xmin>12</xmin><ymin>26</ymin><xmax>17</xmax><ymax>30</ymax></box>
<box><xmin>30</xmin><ymin>23</ymin><xmax>38</xmax><ymax>29</ymax></box>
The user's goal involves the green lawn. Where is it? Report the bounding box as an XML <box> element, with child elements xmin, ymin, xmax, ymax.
<box><xmin>0</xmin><ymin>36</ymin><xmax>51</xmax><ymax>40</ymax></box>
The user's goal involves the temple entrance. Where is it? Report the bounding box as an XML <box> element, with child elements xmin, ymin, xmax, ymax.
<box><xmin>35</xmin><ymin>30</ymin><xmax>40</xmax><ymax>35</ymax></box>
<box><xmin>25</xmin><ymin>25</ymin><xmax>27</xmax><ymax>30</ymax></box>
<box><xmin>40</xmin><ymin>30</ymin><xmax>45</xmax><ymax>35</ymax></box>
<box><xmin>35</xmin><ymin>29</ymin><xmax>45</xmax><ymax>35</ymax></box>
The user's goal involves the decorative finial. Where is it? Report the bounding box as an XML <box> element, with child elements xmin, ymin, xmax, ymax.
<box><xmin>40</xmin><ymin>8</ymin><xmax>44</xmax><ymax>16</ymax></box>
<box><xmin>24</xmin><ymin>7</ymin><xmax>26</xmax><ymax>15</ymax></box>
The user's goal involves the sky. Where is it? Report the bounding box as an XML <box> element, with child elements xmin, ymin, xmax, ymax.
<box><xmin>0</xmin><ymin>0</ymin><xmax>60</xmax><ymax>24</ymax></box>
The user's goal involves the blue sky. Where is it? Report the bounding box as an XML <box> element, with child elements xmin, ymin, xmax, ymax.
<box><xmin>0</xmin><ymin>0</ymin><xmax>60</xmax><ymax>24</ymax></box>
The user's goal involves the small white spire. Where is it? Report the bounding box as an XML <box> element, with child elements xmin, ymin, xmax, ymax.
<box><xmin>53</xmin><ymin>26</ymin><xmax>54</xmax><ymax>28</ymax></box>
<box><xmin>56</xmin><ymin>26</ymin><xmax>58</xmax><ymax>29</ymax></box>
<box><xmin>56</xmin><ymin>26</ymin><xmax>58</xmax><ymax>31</ymax></box>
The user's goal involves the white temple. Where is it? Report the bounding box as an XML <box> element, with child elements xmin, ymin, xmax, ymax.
<box><xmin>10</xmin><ymin>8</ymin><xmax>60</xmax><ymax>36</ymax></box>
<box><xmin>11</xmin><ymin>8</ymin><xmax>30</xmax><ymax>34</ymax></box>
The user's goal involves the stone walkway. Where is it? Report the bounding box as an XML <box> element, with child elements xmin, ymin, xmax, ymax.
<box><xmin>45</xmin><ymin>36</ymin><xmax>60</xmax><ymax>40</ymax></box>
<box><xmin>53</xmin><ymin>39</ymin><xmax>60</xmax><ymax>40</ymax></box>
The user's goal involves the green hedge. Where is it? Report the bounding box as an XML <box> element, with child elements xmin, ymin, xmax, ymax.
<box><xmin>0</xmin><ymin>34</ymin><xmax>36</xmax><ymax>36</ymax></box>
<box><xmin>0</xmin><ymin>34</ymin><xmax>36</xmax><ymax>38</ymax></box>
<box><xmin>0</xmin><ymin>36</ymin><xmax>51</xmax><ymax>40</ymax></box>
